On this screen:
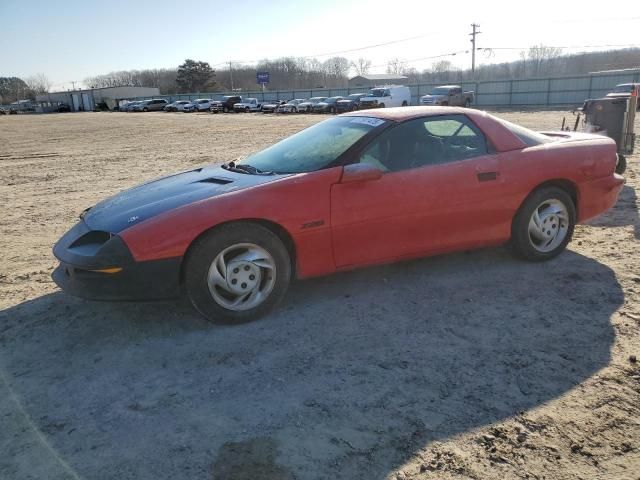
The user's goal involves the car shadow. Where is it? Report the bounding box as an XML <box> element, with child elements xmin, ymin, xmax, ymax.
<box><xmin>0</xmin><ymin>248</ymin><xmax>623</xmax><ymax>480</ymax></box>
<box><xmin>586</xmin><ymin>184</ymin><xmax>639</xmax><ymax>239</ymax></box>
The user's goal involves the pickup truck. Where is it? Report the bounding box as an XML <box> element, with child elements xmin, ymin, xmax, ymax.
<box><xmin>210</xmin><ymin>95</ymin><xmax>242</xmax><ymax>113</ymax></box>
<box><xmin>420</xmin><ymin>85</ymin><xmax>474</xmax><ymax>107</ymax></box>
<box><xmin>233</xmin><ymin>98</ymin><xmax>262</xmax><ymax>112</ymax></box>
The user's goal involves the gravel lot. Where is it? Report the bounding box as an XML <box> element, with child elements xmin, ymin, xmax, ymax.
<box><xmin>1</xmin><ymin>110</ymin><xmax>639</xmax><ymax>480</ymax></box>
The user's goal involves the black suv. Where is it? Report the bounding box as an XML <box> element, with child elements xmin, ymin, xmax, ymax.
<box><xmin>210</xmin><ymin>96</ymin><xmax>242</xmax><ymax>113</ymax></box>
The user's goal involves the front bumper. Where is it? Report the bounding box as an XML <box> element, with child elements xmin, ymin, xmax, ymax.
<box><xmin>52</xmin><ymin>220</ymin><xmax>182</xmax><ymax>300</ymax></box>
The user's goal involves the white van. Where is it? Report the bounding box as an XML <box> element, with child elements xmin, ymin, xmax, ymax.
<box><xmin>359</xmin><ymin>85</ymin><xmax>411</xmax><ymax>109</ymax></box>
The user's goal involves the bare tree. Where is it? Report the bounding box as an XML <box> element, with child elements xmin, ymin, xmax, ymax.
<box><xmin>25</xmin><ymin>73</ymin><xmax>51</xmax><ymax>94</ymax></box>
<box><xmin>386</xmin><ymin>58</ymin><xmax>408</xmax><ymax>75</ymax></box>
<box><xmin>523</xmin><ymin>44</ymin><xmax>564</xmax><ymax>76</ymax></box>
<box><xmin>351</xmin><ymin>57</ymin><xmax>372</xmax><ymax>76</ymax></box>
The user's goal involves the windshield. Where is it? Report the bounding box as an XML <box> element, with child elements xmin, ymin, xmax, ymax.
<box><xmin>431</xmin><ymin>87</ymin><xmax>452</xmax><ymax>95</ymax></box>
<box><xmin>349</xmin><ymin>94</ymin><xmax>363</xmax><ymax>99</ymax></box>
<box><xmin>239</xmin><ymin>116</ymin><xmax>385</xmax><ymax>174</ymax></box>
<box><xmin>325</xmin><ymin>97</ymin><xmax>340</xmax><ymax>104</ymax></box>
<box><xmin>494</xmin><ymin>116</ymin><xmax>553</xmax><ymax>146</ymax></box>
<box><xmin>369</xmin><ymin>89</ymin><xmax>385</xmax><ymax>97</ymax></box>
<box><xmin>309</xmin><ymin>97</ymin><xmax>326</xmax><ymax>103</ymax></box>
<box><xmin>612</xmin><ymin>84</ymin><xmax>633</xmax><ymax>93</ymax></box>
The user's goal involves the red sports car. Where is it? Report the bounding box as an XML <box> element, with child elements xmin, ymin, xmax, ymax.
<box><xmin>53</xmin><ymin>107</ymin><xmax>624</xmax><ymax>323</ymax></box>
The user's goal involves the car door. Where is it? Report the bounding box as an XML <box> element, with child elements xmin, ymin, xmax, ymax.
<box><xmin>330</xmin><ymin>115</ymin><xmax>509</xmax><ymax>268</ymax></box>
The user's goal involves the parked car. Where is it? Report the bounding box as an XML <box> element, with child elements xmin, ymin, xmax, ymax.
<box><xmin>336</xmin><ymin>93</ymin><xmax>367</xmax><ymax>113</ymax></box>
<box><xmin>210</xmin><ymin>96</ymin><xmax>242</xmax><ymax>113</ymax></box>
<box><xmin>277</xmin><ymin>99</ymin><xmax>306</xmax><ymax>113</ymax></box>
<box><xmin>420</xmin><ymin>85</ymin><xmax>474</xmax><ymax>107</ymax></box>
<box><xmin>184</xmin><ymin>99</ymin><xmax>214</xmax><ymax>112</ymax></box>
<box><xmin>296</xmin><ymin>97</ymin><xmax>327</xmax><ymax>113</ymax></box>
<box><xmin>164</xmin><ymin>100</ymin><xmax>191</xmax><ymax>112</ymax></box>
<box><xmin>606</xmin><ymin>83</ymin><xmax>640</xmax><ymax>110</ymax></box>
<box><xmin>359</xmin><ymin>85</ymin><xmax>411</xmax><ymax>109</ymax></box>
<box><xmin>312</xmin><ymin>96</ymin><xmax>344</xmax><ymax>113</ymax></box>
<box><xmin>261</xmin><ymin>100</ymin><xmax>286</xmax><ymax>113</ymax></box>
<box><xmin>133</xmin><ymin>99</ymin><xmax>168</xmax><ymax>112</ymax></box>
<box><xmin>233</xmin><ymin>98</ymin><xmax>262</xmax><ymax>112</ymax></box>
<box><xmin>52</xmin><ymin>106</ymin><xmax>624</xmax><ymax>324</ymax></box>
<box><xmin>56</xmin><ymin>103</ymin><xmax>71</xmax><ymax>113</ymax></box>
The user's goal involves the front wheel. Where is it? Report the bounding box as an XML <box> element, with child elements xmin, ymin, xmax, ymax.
<box><xmin>143</xmin><ymin>107</ymin><xmax>149</xmax><ymax>112</ymax></box>
<box><xmin>401</xmin><ymin>101</ymin><xmax>408</xmax><ymax>106</ymax></box>
<box><xmin>510</xmin><ymin>187</ymin><xmax>575</xmax><ymax>262</ymax></box>
<box><xmin>245</xmin><ymin>107</ymin><xmax>250</xmax><ymax>113</ymax></box>
<box><xmin>184</xmin><ymin>223</ymin><xmax>291</xmax><ymax>324</ymax></box>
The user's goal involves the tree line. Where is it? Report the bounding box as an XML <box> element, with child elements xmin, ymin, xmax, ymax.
<box><xmin>84</xmin><ymin>47</ymin><xmax>640</xmax><ymax>94</ymax></box>
<box><xmin>2</xmin><ymin>47</ymin><xmax>638</xmax><ymax>103</ymax></box>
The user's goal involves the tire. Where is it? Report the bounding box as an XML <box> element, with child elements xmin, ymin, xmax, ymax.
<box><xmin>402</xmin><ymin>101</ymin><xmax>408</xmax><ymax>106</ymax></box>
<box><xmin>293</xmin><ymin>107</ymin><xmax>297</xmax><ymax>113</ymax></box>
<box><xmin>184</xmin><ymin>223</ymin><xmax>292</xmax><ymax>324</ymax></box>
<box><xmin>223</xmin><ymin>106</ymin><xmax>228</xmax><ymax>113</ymax></box>
<box><xmin>330</xmin><ymin>106</ymin><xmax>336</xmax><ymax>114</ymax></box>
<box><xmin>465</xmin><ymin>99</ymin><xmax>471</xmax><ymax>108</ymax></box>
<box><xmin>510</xmin><ymin>186</ymin><xmax>575</xmax><ymax>262</ymax></box>
<box><xmin>245</xmin><ymin>107</ymin><xmax>250</xmax><ymax>113</ymax></box>
<box><xmin>379</xmin><ymin>103</ymin><xmax>385</xmax><ymax>108</ymax></box>
<box><xmin>616</xmin><ymin>154</ymin><xmax>627</xmax><ymax>175</ymax></box>
<box><xmin>143</xmin><ymin>107</ymin><xmax>148</xmax><ymax>112</ymax></box>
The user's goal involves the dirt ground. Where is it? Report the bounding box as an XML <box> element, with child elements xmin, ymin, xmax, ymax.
<box><xmin>0</xmin><ymin>109</ymin><xmax>638</xmax><ymax>480</ymax></box>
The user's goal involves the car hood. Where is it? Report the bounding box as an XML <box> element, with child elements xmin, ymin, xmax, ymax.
<box><xmin>83</xmin><ymin>166</ymin><xmax>291</xmax><ymax>233</ymax></box>
<box><xmin>421</xmin><ymin>94</ymin><xmax>447</xmax><ymax>100</ymax></box>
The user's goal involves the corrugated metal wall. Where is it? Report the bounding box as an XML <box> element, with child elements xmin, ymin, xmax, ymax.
<box><xmin>134</xmin><ymin>70</ymin><xmax>640</xmax><ymax>107</ymax></box>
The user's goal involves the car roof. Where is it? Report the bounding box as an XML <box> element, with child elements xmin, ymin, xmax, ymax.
<box><xmin>343</xmin><ymin>106</ymin><xmax>473</xmax><ymax>122</ymax></box>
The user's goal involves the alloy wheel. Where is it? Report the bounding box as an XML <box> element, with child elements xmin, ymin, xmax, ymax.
<box><xmin>528</xmin><ymin>199</ymin><xmax>569</xmax><ymax>253</ymax></box>
<box><xmin>207</xmin><ymin>243</ymin><xmax>277</xmax><ymax>311</ymax></box>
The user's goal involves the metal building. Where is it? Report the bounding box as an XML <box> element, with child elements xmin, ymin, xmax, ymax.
<box><xmin>36</xmin><ymin>86</ymin><xmax>160</xmax><ymax>111</ymax></box>
<box><xmin>348</xmin><ymin>74</ymin><xmax>409</xmax><ymax>88</ymax></box>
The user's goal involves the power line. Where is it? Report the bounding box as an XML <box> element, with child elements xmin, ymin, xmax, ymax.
<box><xmin>213</xmin><ymin>30</ymin><xmax>448</xmax><ymax>67</ymax></box>
<box><xmin>478</xmin><ymin>43</ymin><xmax>640</xmax><ymax>51</ymax></box>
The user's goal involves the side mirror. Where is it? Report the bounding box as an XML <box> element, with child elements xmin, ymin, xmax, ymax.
<box><xmin>340</xmin><ymin>163</ymin><xmax>382</xmax><ymax>183</ymax></box>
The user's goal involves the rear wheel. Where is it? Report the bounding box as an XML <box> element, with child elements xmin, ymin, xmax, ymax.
<box><xmin>223</xmin><ymin>106</ymin><xmax>229</xmax><ymax>113</ymax></box>
<box><xmin>184</xmin><ymin>223</ymin><xmax>291</xmax><ymax>324</ymax></box>
<box><xmin>379</xmin><ymin>103</ymin><xmax>385</xmax><ymax>108</ymax></box>
<box><xmin>245</xmin><ymin>107</ymin><xmax>250</xmax><ymax>113</ymax></box>
<box><xmin>143</xmin><ymin>107</ymin><xmax>149</xmax><ymax>112</ymax></box>
<box><xmin>510</xmin><ymin>187</ymin><xmax>575</xmax><ymax>262</ymax></box>
<box><xmin>402</xmin><ymin>101</ymin><xmax>408</xmax><ymax>106</ymax></box>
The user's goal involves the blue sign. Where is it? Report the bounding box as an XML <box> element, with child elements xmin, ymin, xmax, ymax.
<box><xmin>257</xmin><ymin>72</ymin><xmax>270</xmax><ymax>84</ymax></box>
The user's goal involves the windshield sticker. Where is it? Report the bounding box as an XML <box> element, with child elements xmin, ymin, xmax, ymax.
<box><xmin>349</xmin><ymin>117</ymin><xmax>385</xmax><ymax>127</ymax></box>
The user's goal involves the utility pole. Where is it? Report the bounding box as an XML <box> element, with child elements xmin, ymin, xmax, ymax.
<box><xmin>469</xmin><ymin>23</ymin><xmax>481</xmax><ymax>77</ymax></box>
<box><xmin>229</xmin><ymin>61</ymin><xmax>234</xmax><ymax>91</ymax></box>
<box><xmin>70</xmin><ymin>80</ymin><xmax>77</xmax><ymax>90</ymax></box>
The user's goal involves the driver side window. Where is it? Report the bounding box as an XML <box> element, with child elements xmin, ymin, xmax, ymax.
<box><xmin>358</xmin><ymin>115</ymin><xmax>488</xmax><ymax>173</ymax></box>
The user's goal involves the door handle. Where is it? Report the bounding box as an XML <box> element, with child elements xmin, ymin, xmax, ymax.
<box><xmin>477</xmin><ymin>171</ymin><xmax>499</xmax><ymax>182</ymax></box>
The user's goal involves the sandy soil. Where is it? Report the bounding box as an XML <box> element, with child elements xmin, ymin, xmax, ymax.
<box><xmin>0</xmin><ymin>110</ymin><xmax>638</xmax><ymax>480</ymax></box>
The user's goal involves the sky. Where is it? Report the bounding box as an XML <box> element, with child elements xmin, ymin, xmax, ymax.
<box><xmin>1</xmin><ymin>0</ymin><xmax>639</xmax><ymax>91</ymax></box>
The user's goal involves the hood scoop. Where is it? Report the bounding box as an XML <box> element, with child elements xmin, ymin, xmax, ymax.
<box><xmin>195</xmin><ymin>177</ymin><xmax>233</xmax><ymax>185</ymax></box>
